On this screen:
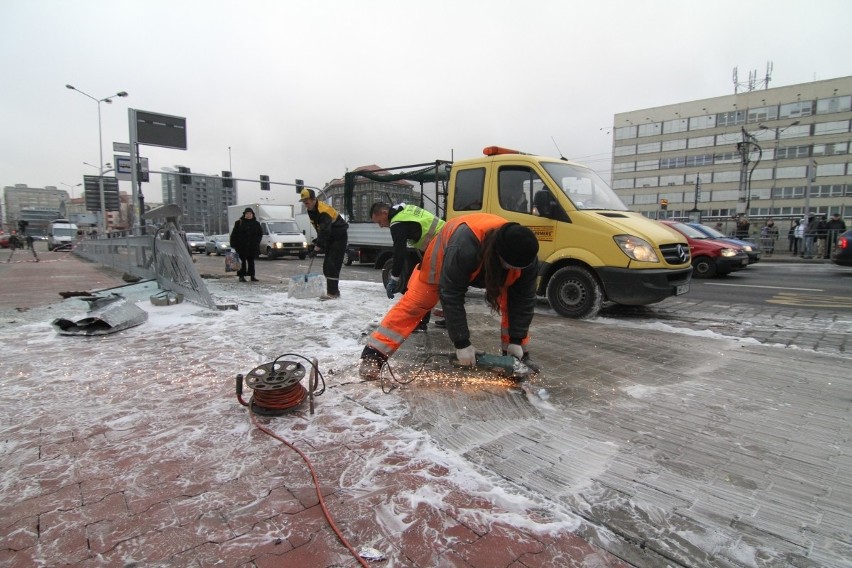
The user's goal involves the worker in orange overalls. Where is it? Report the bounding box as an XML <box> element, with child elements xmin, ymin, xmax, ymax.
<box><xmin>360</xmin><ymin>213</ymin><xmax>540</xmax><ymax>379</ymax></box>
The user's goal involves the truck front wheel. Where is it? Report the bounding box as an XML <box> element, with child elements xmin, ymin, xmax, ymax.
<box><xmin>546</xmin><ymin>265</ymin><xmax>603</xmax><ymax>319</ymax></box>
<box><xmin>265</xmin><ymin>247</ymin><xmax>275</xmax><ymax>259</ymax></box>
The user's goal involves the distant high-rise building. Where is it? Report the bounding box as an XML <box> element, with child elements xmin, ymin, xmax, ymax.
<box><xmin>161</xmin><ymin>167</ymin><xmax>237</xmax><ymax>234</ymax></box>
<box><xmin>611</xmin><ymin>75</ymin><xmax>851</xmax><ymax>226</ymax></box>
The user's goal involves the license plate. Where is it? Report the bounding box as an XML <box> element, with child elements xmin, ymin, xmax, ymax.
<box><xmin>676</xmin><ymin>283</ymin><xmax>689</xmax><ymax>295</ymax></box>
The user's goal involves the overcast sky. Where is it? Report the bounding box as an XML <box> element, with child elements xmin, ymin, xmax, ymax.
<box><xmin>2</xmin><ymin>0</ymin><xmax>850</xmax><ymax>207</ymax></box>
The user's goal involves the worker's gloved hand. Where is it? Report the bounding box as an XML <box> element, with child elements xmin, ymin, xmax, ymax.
<box><xmin>456</xmin><ymin>345</ymin><xmax>477</xmax><ymax>366</ymax></box>
<box><xmin>506</xmin><ymin>344</ymin><xmax>524</xmax><ymax>360</ymax></box>
<box><xmin>385</xmin><ymin>275</ymin><xmax>401</xmax><ymax>299</ymax></box>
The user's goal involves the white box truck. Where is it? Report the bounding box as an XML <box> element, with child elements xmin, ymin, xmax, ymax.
<box><xmin>47</xmin><ymin>219</ymin><xmax>79</xmax><ymax>251</ymax></box>
<box><xmin>227</xmin><ymin>203</ymin><xmax>308</xmax><ymax>259</ymax></box>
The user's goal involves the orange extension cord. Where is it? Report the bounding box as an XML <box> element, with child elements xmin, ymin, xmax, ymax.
<box><xmin>236</xmin><ymin>359</ymin><xmax>370</xmax><ymax>568</ymax></box>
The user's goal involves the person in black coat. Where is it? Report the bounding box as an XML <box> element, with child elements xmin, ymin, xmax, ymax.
<box><xmin>230</xmin><ymin>207</ymin><xmax>263</xmax><ymax>282</ymax></box>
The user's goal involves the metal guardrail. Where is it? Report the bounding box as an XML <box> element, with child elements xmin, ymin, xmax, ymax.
<box><xmin>73</xmin><ymin>226</ymin><xmax>218</xmax><ymax>310</ymax></box>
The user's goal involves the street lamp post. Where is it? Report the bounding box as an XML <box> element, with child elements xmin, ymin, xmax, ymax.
<box><xmin>60</xmin><ymin>182</ymin><xmax>81</xmax><ymax>200</ymax></box>
<box><xmin>65</xmin><ymin>84</ymin><xmax>128</xmax><ymax>235</ymax></box>
<box><xmin>758</xmin><ymin>121</ymin><xmax>800</xmax><ymax>214</ymax></box>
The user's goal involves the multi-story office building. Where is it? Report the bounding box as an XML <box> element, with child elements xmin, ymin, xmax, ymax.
<box><xmin>161</xmin><ymin>167</ymin><xmax>237</xmax><ymax>234</ymax></box>
<box><xmin>2</xmin><ymin>184</ymin><xmax>67</xmax><ymax>235</ymax></box>
<box><xmin>611</xmin><ymin>76</ymin><xmax>851</xmax><ymax>229</ymax></box>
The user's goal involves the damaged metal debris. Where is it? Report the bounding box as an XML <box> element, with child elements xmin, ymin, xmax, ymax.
<box><xmin>52</xmin><ymin>293</ymin><xmax>148</xmax><ymax>336</ymax></box>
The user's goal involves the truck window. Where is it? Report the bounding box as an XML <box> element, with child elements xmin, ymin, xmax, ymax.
<box><xmin>541</xmin><ymin>162</ymin><xmax>629</xmax><ymax>211</ymax></box>
<box><xmin>453</xmin><ymin>168</ymin><xmax>485</xmax><ymax>211</ymax></box>
<box><xmin>498</xmin><ymin>166</ymin><xmax>539</xmax><ymax>215</ymax></box>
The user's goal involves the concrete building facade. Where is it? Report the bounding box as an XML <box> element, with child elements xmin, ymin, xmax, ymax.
<box><xmin>160</xmin><ymin>167</ymin><xmax>237</xmax><ymax>235</ymax></box>
<box><xmin>611</xmin><ymin>76</ymin><xmax>851</xmax><ymax>230</ymax></box>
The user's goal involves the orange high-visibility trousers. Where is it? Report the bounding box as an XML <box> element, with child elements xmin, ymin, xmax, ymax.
<box><xmin>366</xmin><ymin>264</ymin><xmax>438</xmax><ymax>358</ymax></box>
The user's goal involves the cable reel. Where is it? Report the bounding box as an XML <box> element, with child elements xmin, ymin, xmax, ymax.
<box><xmin>236</xmin><ymin>354</ymin><xmax>323</xmax><ymax>416</ymax></box>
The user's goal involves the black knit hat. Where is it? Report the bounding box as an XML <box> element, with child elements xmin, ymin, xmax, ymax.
<box><xmin>243</xmin><ymin>207</ymin><xmax>255</xmax><ymax>215</ymax></box>
<box><xmin>495</xmin><ymin>223</ymin><xmax>539</xmax><ymax>268</ymax></box>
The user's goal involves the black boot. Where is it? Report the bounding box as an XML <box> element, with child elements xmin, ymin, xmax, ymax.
<box><xmin>239</xmin><ymin>276</ymin><xmax>247</xmax><ymax>282</ymax></box>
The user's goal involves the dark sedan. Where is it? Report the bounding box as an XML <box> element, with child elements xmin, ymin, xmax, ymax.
<box><xmin>831</xmin><ymin>229</ymin><xmax>852</xmax><ymax>267</ymax></box>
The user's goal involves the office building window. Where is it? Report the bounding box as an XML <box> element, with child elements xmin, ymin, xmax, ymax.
<box><xmin>638</xmin><ymin>122</ymin><xmax>662</xmax><ymax>137</ymax></box>
<box><xmin>663</xmin><ymin>118</ymin><xmax>689</xmax><ymax>134</ymax></box>
<box><xmin>813</xmin><ymin>142</ymin><xmax>848</xmax><ymax>156</ymax></box>
<box><xmin>614</xmin><ymin>162</ymin><xmax>635</xmax><ymax>173</ymax></box>
<box><xmin>660</xmin><ymin>175</ymin><xmax>683</xmax><ymax>186</ymax></box>
<box><xmin>715</xmin><ymin>151</ymin><xmax>740</xmax><ymax>164</ymax></box>
<box><xmin>636</xmin><ymin>159</ymin><xmax>659</xmax><ymax>171</ymax></box>
<box><xmin>614</xmin><ymin>145</ymin><xmax>636</xmax><ymax>156</ymax></box>
<box><xmin>613</xmin><ymin>178</ymin><xmax>634</xmax><ymax>189</ymax></box>
<box><xmin>637</xmin><ymin>141</ymin><xmax>661</xmax><ymax>154</ymax></box>
<box><xmin>779</xmin><ymin>101</ymin><xmax>814</xmax><ymax>118</ymax></box>
<box><xmin>752</xmin><ymin>168</ymin><xmax>773</xmax><ymax>181</ymax></box>
<box><xmin>717</xmin><ymin>110</ymin><xmax>746</xmax><ymax>127</ymax></box>
<box><xmin>713</xmin><ymin>171</ymin><xmax>740</xmax><ymax>183</ymax></box>
<box><xmin>747</xmin><ymin>105</ymin><xmax>778</xmax><ymax>123</ymax></box>
<box><xmin>777</xmin><ymin>166</ymin><xmax>807</xmax><ymax>179</ymax></box>
<box><xmin>817</xmin><ymin>163</ymin><xmax>846</xmax><ymax>177</ymax></box>
<box><xmin>662</xmin><ymin>139</ymin><xmax>687</xmax><ymax>152</ymax></box>
<box><xmin>713</xmin><ymin>190</ymin><xmax>739</xmax><ymax>201</ymax></box>
<box><xmin>686</xmin><ymin>154</ymin><xmax>713</xmax><ymax>167</ymax></box>
<box><xmin>779</xmin><ymin>124</ymin><xmax>811</xmax><ymax>139</ymax></box>
<box><xmin>777</xmin><ymin>145</ymin><xmax>810</xmax><ymax>159</ymax></box>
<box><xmin>660</xmin><ymin>156</ymin><xmax>686</xmax><ymax>169</ymax></box>
<box><xmin>634</xmin><ymin>193</ymin><xmax>658</xmax><ymax>205</ymax></box>
<box><xmin>816</xmin><ymin>95</ymin><xmax>851</xmax><ymax>114</ymax></box>
<box><xmin>814</xmin><ymin>120</ymin><xmax>849</xmax><ymax>135</ymax></box>
<box><xmin>688</xmin><ymin>136</ymin><xmax>715</xmax><ymax>149</ymax></box>
<box><xmin>689</xmin><ymin>115</ymin><xmax>716</xmax><ymax>130</ymax></box>
<box><xmin>636</xmin><ymin>176</ymin><xmax>658</xmax><ymax>187</ymax></box>
<box><xmin>615</xmin><ymin>125</ymin><xmax>637</xmax><ymax>140</ymax></box>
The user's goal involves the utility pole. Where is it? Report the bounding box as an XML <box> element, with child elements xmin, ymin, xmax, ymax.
<box><xmin>736</xmin><ymin>129</ymin><xmax>750</xmax><ymax>216</ymax></box>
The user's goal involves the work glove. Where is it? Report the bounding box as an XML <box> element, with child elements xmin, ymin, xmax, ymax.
<box><xmin>455</xmin><ymin>345</ymin><xmax>477</xmax><ymax>367</ymax></box>
<box><xmin>385</xmin><ymin>275</ymin><xmax>401</xmax><ymax>299</ymax></box>
<box><xmin>506</xmin><ymin>344</ymin><xmax>524</xmax><ymax>360</ymax></box>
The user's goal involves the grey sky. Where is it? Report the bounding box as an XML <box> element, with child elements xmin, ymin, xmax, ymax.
<box><xmin>2</xmin><ymin>0</ymin><xmax>851</xmax><ymax>206</ymax></box>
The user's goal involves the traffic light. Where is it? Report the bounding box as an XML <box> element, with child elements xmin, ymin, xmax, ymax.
<box><xmin>260</xmin><ymin>175</ymin><xmax>270</xmax><ymax>191</ymax></box>
<box><xmin>222</xmin><ymin>171</ymin><xmax>233</xmax><ymax>189</ymax></box>
<box><xmin>178</xmin><ymin>166</ymin><xmax>191</xmax><ymax>185</ymax></box>
<box><xmin>660</xmin><ymin>199</ymin><xmax>668</xmax><ymax>210</ymax></box>
<box><xmin>295</xmin><ymin>179</ymin><xmax>305</xmax><ymax>193</ymax></box>
<box><xmin>18</xmin><ymin>220</ymin><xmax>28</xmax><ymax>233</ymax></box>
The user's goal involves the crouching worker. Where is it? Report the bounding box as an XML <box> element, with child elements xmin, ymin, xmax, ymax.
<box><xmin>360</xmin><ymin>213</ymin><xmax>540</xmax><ymax>379</ymax></box>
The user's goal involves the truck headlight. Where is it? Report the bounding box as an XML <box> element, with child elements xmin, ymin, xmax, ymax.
<box><xmin>614</xmin><ymin>235</ymin><xmax>659</xmax><ymax>263</ymax></box>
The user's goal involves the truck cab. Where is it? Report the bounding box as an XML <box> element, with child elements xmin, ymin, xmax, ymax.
<box><xmin>447</xmin><ymin>146</ymin><xmax>692</xmax><ymax>318</ymax></box>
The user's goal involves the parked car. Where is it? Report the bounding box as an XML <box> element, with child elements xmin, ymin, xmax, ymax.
<box><xmin>205</xmin><ymin>234</ymin><xmax>232</xmax><ymax>256</ymax></box>
<box><xmin>687</xmin><ymin>223</ymin><xmax>761</xmax><ymax>264</ymax></box>
<box><xmin>185</xmin><ymin>233</ymin><xmax>207</xmax><ymax>254</ymax></box>
<box><xmin>831</xmin><ymin>228</ymin><xmax>852</xmax><ymax>267</ymax></box>
<box><xmin>0</xmin><ymin>233</ymin><xmax>8</xmax><ymax>249</ymax></box>
<box><xmin>660</xmin><ymin>220</ymin><xmax>749</xmax><ymax>278</ymax></box>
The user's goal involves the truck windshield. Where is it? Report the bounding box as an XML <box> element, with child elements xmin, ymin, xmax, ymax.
<box><xmin>52</xmin><ymin>228</ymin><xmax>76</xmax><ymax>238</ymax></box>
<box><xmin>541</xmin><ymin>162</ymin><xmax>628</xmax><ymax>211</ymax></box>
<box><xmin>267</xmin><ymin>221</ymin><xmax>299</xmax><ymax>234</ymax></box>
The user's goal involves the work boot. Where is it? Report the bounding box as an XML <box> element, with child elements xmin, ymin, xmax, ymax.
<box><xmin>414</xmin><ymin>320</ymin><xmax>428</xmax><ymax>333</ymax></box>
<box><xmin>359</xmin><ymin>347</ymin><xmax>386</xmax><ymax>380</ymax></box>
<box><xmin>319</xmin><ymin>292</ymin><xmax>340</xmax><ymax>301</ymax></box>
<box><xmin>250</xmin><ymin>277</ymin><xmax>259</xmax><ymax>282</ymax></box>
<box><xmin>433</xmin><ymin>319</ymin><xmax>446</xmax><ymax>328</ymax></box>
<box><xmin>239</xmin><ymin>276</ymin><xmax>247</xmax><ymax>282</ymax></box>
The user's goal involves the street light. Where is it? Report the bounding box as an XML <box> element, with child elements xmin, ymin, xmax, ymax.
<box><xmin>758</xmin><ymin>120</ymin><xmax>801</xmax><ymax>211</ymax></box>
<box><xmin>65</xmin><ymin>84</ymin><xmax>128</xmax><ymax>235</ymax></box>
<box><xmin>60</xmin><ymin>182</ymin><xmax>81</xmax><ymax>200</ymax></box>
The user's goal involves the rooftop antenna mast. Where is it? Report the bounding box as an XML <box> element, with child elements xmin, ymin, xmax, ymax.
<box><xmin>733</xmin><ymin>62</ymin><xmax>773</xmax><ymax>94</ymax></box>
<box><xmin>551</xmin><ymin>136</ymin><xmax>566</xmax><ymax>160</ymax></box>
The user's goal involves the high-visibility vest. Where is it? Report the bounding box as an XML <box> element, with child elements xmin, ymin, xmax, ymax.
<box><xmin>421</xmin><ymin>213</ymin><xmax>523</xmax><ymax>287</ymax></box>
<box><xmin>390</xmin><ymin>204</ymin><xmax>445</xmax><ymax>251</ymax></box>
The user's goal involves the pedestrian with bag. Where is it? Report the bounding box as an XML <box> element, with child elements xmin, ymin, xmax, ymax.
<box><xmin>229</xmin><ymin>207</ymin><xmax>262</xmax><ymax>282</ymax></box>
<box><xmin>369</xmin><ymin>201</ymin><xmax>445</xmax><ymax>330</ymax></box>
<box><xmin>359</xmin><ymin>213</ymin><xmax>540</xmax><ymax>379</ymax></box>
<box><xmin>300</xmin><ymin>188</ymin><xmax>348</xmax><ymax>300</ymax></box>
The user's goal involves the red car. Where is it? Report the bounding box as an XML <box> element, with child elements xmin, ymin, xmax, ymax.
<box><xmin>659</xmin><ymin>220</ymin><xmax>750</xmax><ymax>278</ymax></box>
<box><xmin>0</xmin><ymin>233</ymin><xmax>9</xmax><ymax>249</ymax></box>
